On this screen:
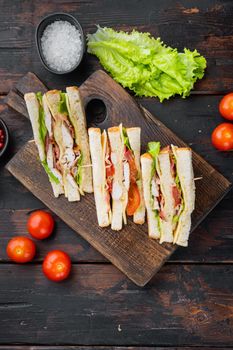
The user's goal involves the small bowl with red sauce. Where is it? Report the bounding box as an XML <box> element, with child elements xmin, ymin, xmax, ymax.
<box><xmin>0</xmin><ymin>118</ymin><xmax>9</xmax><ymax>158</ymax></box>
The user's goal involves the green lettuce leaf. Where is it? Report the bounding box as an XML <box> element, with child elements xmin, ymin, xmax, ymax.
<box><xmin>148</xmin><ymin>141</ymin><xmax>160</xmax><ymax>159</ymax></box>
<box><xmin>173</xmin><ymin>155</ymin><xmax>182</xmax><ymax>193</ymax></box>
<box><xmin>87</xmin><ymin>26</ymin><xmax>206</xmax><ymax>102</ymax></box>
<box><xmin>148</xmin><ymin>142</ymin><xmax>160</xmax><ymax>206</ymax></box>
<box><xmin>148</xmin><ymin>141</ymin><xmax>161</xmax><ymax>232</ymax></box>
<box><xmin>172</xmin><ymin>214</ymin><xmax>179</xmax><ymax>224</ymax></box>
<box><xmin>36</xmin><ymin>92</ymin><xmax>47</xmax><ymax>146</ymax></box>
<box><xmin>152</xmin><ymin>209</ymin><xmax>161</xmax><ymax>233</ymax></box>
<box><xmin>36</xmin><ymin>92</ymin><xmax>59</xmax><ymax>185</ymax></box>
<box><xmin>36</xmin><ymin>91</ymin><xmax>43</xmax><ymax>105</ymax></box>
<box><xmin>58</xmin><ymin>92</ymin><xmax>69</xmax><ymax>114</ymax></box>
<box><xmin>76</xmin><ymin>153</ymin><xmax>83</xmax><ymax>186</ymax></box>
<box><xmin>122</xmin><ymin>127</ymin><xmax>132</xmax><ymax>150</ymax></box>
<box><xmin>42</xmin><ymin>160</ymin><xmax>60</xmax><ymax>184</ymax></box>
<box><xmin>175</xmin><ymin>173</ymin><xmax>180</xmax><ymax>188</ymax></box>
<box><xmin>172</xmin><ymin>201</ymin><xmax>184</xmax><ymax>226</ymax></box>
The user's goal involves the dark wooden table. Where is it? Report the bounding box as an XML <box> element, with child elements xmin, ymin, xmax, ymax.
<box><xmin>0</xmin><ymin>0</ymin><xmax>233</xmax><ymax>348</ymax></box>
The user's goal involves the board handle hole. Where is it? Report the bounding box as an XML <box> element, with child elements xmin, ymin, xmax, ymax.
<box><xmin>85</xmin><ymin>99</ymin><xmax>107</xmax><ymax>126</ymax></box>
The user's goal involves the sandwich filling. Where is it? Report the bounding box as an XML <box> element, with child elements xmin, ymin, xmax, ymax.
<box><xmin>148</xmin><ymin>142</ymin><xmax>162</xmax><ymax>231</ymax></box>
<box><xmin>105</xmin><ymin>136</ymin><xmax>114</xmax><ymax>195</ymax></box>
<box><xmin>36</xmin><ymin>92</ymin><xmax>61</xmax><ymax>185</ymax></box>
<box><xmin>55</xmin><ymin>92</ymin><xmax>83</xmax><ymax>190</ymax></box>
<box><xmin>36</xmin><ymin>91</ymin><xmax>84</xmax><ymax>191</ymax></box>
<box><xmin>102</xmin><ymin>131</ymin><xmax>114</xmax><ymax>213</ymax></box>
<box><xmin>148</xmin><ymin>142</ymin><xmax>185</xmax><ymax>233</ymax></box>
<box><xmin>170</xmin><ymin>149</ymin><xmax>184</xmax><ymax>228</ymax></box>
<box><xmin>122</xmin><ymin>127</ymin><xmax>140</xmax><ymax>216</ymax></box>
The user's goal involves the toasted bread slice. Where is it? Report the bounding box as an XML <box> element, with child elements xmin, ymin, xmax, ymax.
<box><xmin>171</xmin><ymin>145</ymin><xmax>195</xmax><ymax>246</ymax></box>
<box><xmin>156</xmin><ymin>149</ymin><xmax>174</xmax><ymax>243</ymax></box>
<box><xmin>88</xmin><ymin>128</ymin><xmax>111</xmax><ymax>227</ymax></box>
<box><xmin>24</xmin><ymin>92</ymin><xmax>64</xmax><ymax>197</ymax></box>
<box><xmin>24</xmin><ymin>93</ymin><xmax>45</xmax><ymax>161</ymax></box>
<box><xmin>141</xmin><ymin>153</ymin><xmax>160</xmax><ymax>239</ymax></box>
<box><xmin>66</xmin><ymin>87</ymin><xmax>93</xmax><ymax>193</ymax></box>
<box><xmin>108</xmin><ymin>126</ymin><xmax>124</xmax><ymax>230</ymax></box>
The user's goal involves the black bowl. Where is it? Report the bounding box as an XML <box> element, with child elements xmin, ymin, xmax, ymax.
<box><xmin>0</xmin><ymin>118</ymin><xmax>9</xmax><ymax>158</ymax></box>
<box><xmin>36</xmin><ymin>13</ymin><xmax>85</xmax><ymax>75</ymax></box>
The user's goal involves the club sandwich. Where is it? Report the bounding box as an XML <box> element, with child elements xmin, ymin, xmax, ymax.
<box><xmin>24</xmin><ymin>87</ymin><xmax>93</xmax><ymax>201</ymax></box>
<box><xmin>141</xmin><ymin>142</ymin><xmax>195</xmax><ymax>246</ymax></box>
<box><xmin>88</xmin><ymin>124</ymin><xmax>145</xmax><ymax>230</ymax></box>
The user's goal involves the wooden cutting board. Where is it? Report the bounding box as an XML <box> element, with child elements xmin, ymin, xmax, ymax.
<box><xmin>5</xmin><ymin>70</ymin><xmax>232</xmax><ymax>286</ymax></box>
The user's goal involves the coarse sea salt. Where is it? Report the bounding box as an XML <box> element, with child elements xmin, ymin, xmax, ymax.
<box><xmin>41</xmin><ymin>20</ymin><xmax>82</xmax><ymax>72</ymax></box>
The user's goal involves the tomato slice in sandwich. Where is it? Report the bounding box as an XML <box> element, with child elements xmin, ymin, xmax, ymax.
<box><xmin>126</xmin><ymin>182</ymin><xmax>140</xmax><ymax>216</ymax></box>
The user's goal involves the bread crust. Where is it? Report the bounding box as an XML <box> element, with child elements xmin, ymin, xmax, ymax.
<box><xmin>88</xmin><ymin>128</ymin><xmax>111</xmax><ymax>227</ymax></box>
<box><xmin>108</xmin><ymin>126</ymin><xmax>124</xmax><ymax>230</ymax></box>
<box><xmin>66</xmin><ymin>86</ymin><xmax>93</xmax><ymax>193</ymax></box>
<box><xmin>24</xmin><ymin>92</ymin><xmax>64</xmax><ymax>198</ymax></box>
<box><xmin>171</xmin><ymin>145</ymin><xmax>195</xmax><ymax>246</ymax></box>
<box><xmin>141</xmin><ymin>153</ymin><xmax>160</xmax><ymax>239</ymax></box>
<box><xmin>141</xmin><ymin>153</ymin><xmax>153</xmax><ymax>160</ymax></box>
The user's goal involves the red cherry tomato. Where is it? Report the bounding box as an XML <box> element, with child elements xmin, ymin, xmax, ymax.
<box><xmin>219</xmin><ymin>92</ymin><xmax>233</xmax><ymax>121</ymax></box>
<box><xmin>43</xmin><ymin>250</ymin><xmax>71</xmax><ymax>282</ymax></box>
<box><xmin>27</xmin><ymin>210</ymin><xmax>54</xmax><ymax>240</ymax></box>
<box><xmin>211</xmin><ymin>123</ymin><xmax>233</xmax><ymax>151</ymax></box>
<box><xmin>7</xmin><ymin>236</ymin><xmax>36</xmax><ymax>263</ymax></box>
<box><xmin>127</xmin><ymin>183</ymin><xmax>141</xmax><ymax>216</ymax></box>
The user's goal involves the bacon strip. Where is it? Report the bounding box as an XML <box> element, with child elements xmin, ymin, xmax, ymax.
<box><xmin>44</xmin><ymin>132</ymin><xmax>61</xmax><ymax>171</ymax></box>
<box><xmin>169</xmin><ymin>150</ymin><xmax>182</xmax><ymax>209</ymax></box>
<box><xmin>105</xmin><ymin>157</ymin><xmax>114</xmax><ymax>193</ymax></box>
<box><xmin>124</xmin><ymin>148</ymin><xmax>138</xmax><ymax>184</ymax></box>
<box><xmin>124</xmin><ymin>147</ymin><xmax>140</xmax><ymax>214</ymax></box>
<box><xmin>45</xmin><ymin>133</ymin><xmax>50</xmax><ymax>154</ymax></box>
<box><xmin>159</xmin><ymin>209</ymin><xmax>166</xmax><ymax>220</ymax></box>
<box><xmin>172</xmin><ymin>185</ymin><xmax>181</xmax><ymax>207</ymax></box>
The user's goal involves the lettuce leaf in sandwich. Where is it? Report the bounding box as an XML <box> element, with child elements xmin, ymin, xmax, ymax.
<box><xmin>147</xmin><ymin>141</ymin><xmax>161</xmax><ymax>226</ymax></box>
<box><xmin>36</xmin><ymin>92</ymin><xmax>59</xmax><ymax>185</ymax></box>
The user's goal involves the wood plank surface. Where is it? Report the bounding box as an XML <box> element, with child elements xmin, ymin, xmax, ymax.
<box><xmin>0</xmin><ymin>190</ymin><xmax>231</xmax><ymax>263</ymax></box>
<box><xmin>0</xmin><ymin>348</ymin><xmax>230</xmax><ymax>350</ymax></box>
<box><xmin>0</xmin><ymin>0</ymin><xmax>233</xmax><ymax>347</ymax></box>
<box><xmin>0</xmin><ymin>264</ymin><xmax>232</xmax><ymax>346</ymax></box>
<box><xmin>5</xmin><ymin>70</ymin><xmax>231</xmax><ymax>286</ymax></box>
<box><xmin>0</xmin><ymin>0</ymin><xmax>233</xmax><ymax>93</ymax></box>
